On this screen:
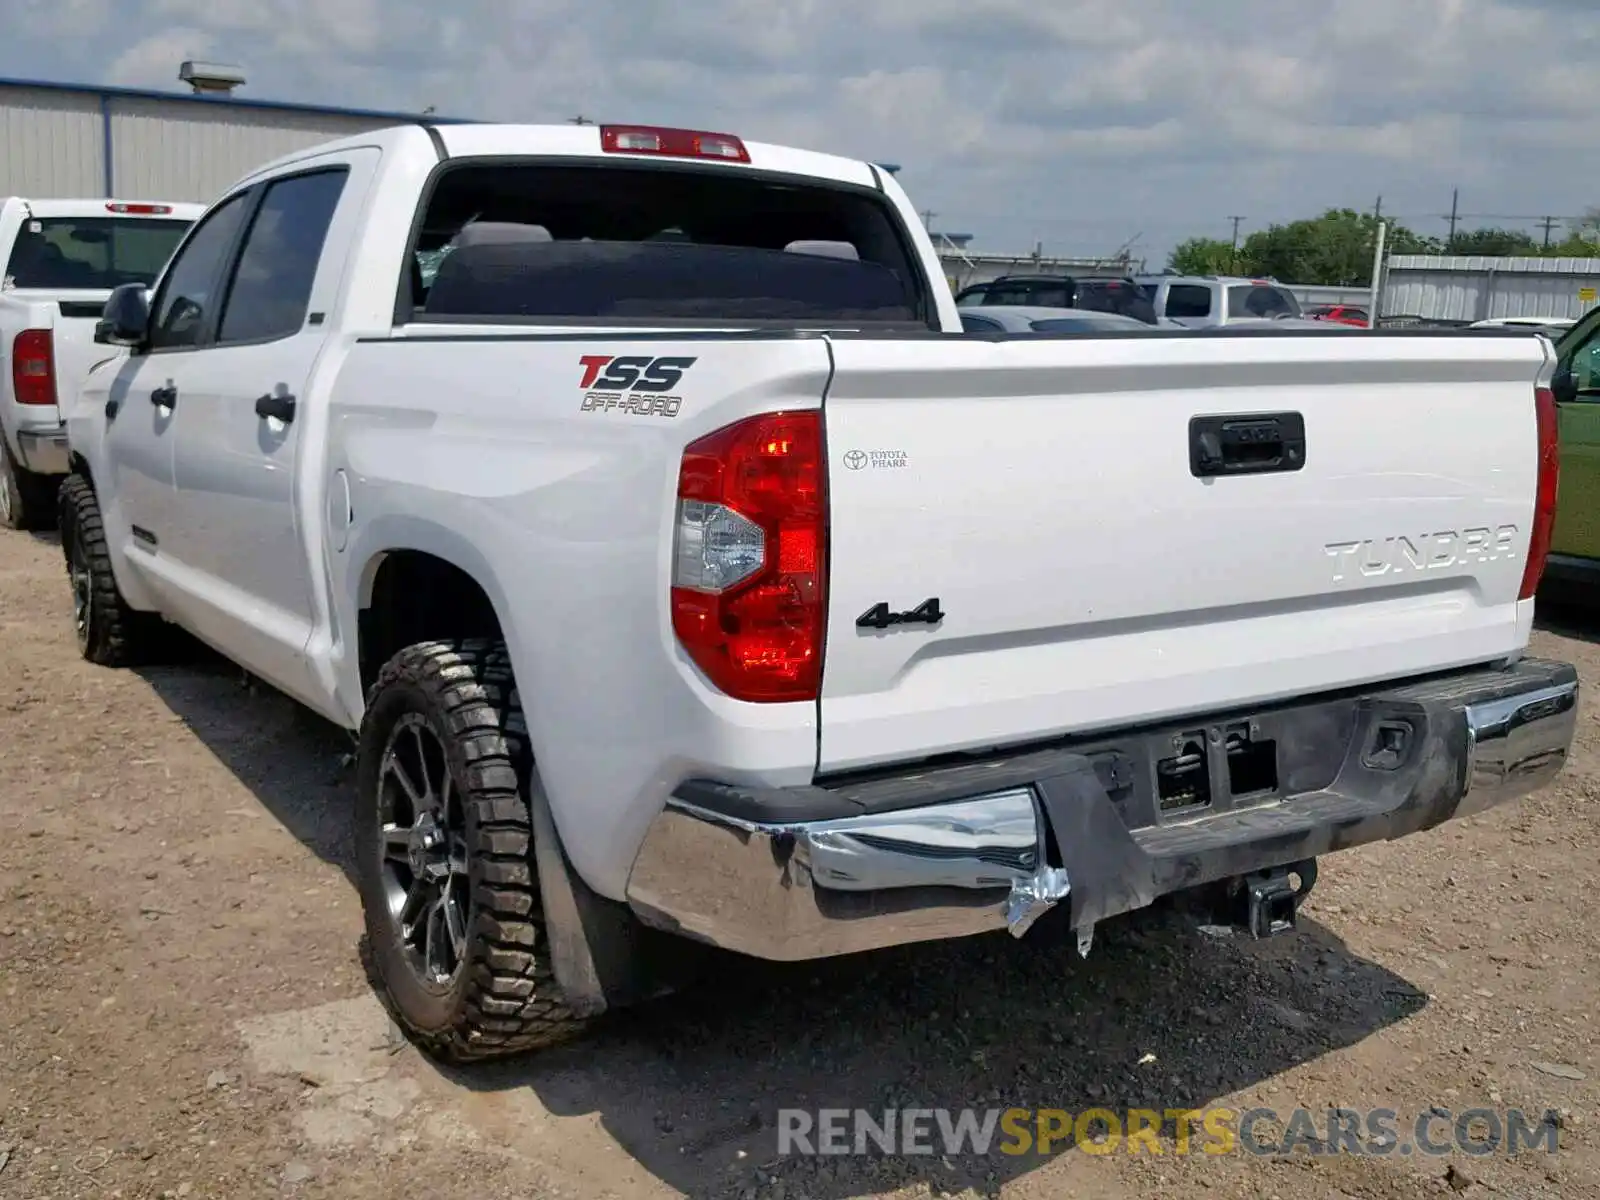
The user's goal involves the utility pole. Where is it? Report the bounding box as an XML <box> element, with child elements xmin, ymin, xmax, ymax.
<box><xmin>919</xmin><ymin>208</ymin><xmax>937</xmax><ymax>230</ymax></box>
<box><xmin>1228</xmin><ymin>215</ymin><xmax>1245</xmax><ymax>272</ymax></box>
<box><xmin>1445</xmin><ymin>188</ymin><xmax>1459</xmax><ymax>251</ymax></box>
<box><xmin>1374</xmin><ymin>195</ymin><xmax>1383</xmax><ymax>222</ymax></box>
<box><xmin>569</xmin><ymin>114</ymin><xmax>594</xmax><ymax>125</ymax></box>
<box><xmin>1540</xmin><ymin>215</ymin><xmax>1559</xmax><ymax>248</ymax></box>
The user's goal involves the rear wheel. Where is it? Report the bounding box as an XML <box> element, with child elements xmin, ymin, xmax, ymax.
<box><xmin>0</xmin><ymin>441</ymin><xmax>58</xmax><ymax>532</ymax></box>
<box><xmin>355</xmin><ymin>638</ymin><xmax>588</xmax><ymax>1063</ymax></box>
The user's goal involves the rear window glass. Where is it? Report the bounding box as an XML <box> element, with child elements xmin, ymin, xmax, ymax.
<box><xmin>407</xmin><ymin>163</ymin><xmax>930</xmax><ymax>326</ymax></box>
<box><xmin>5</xmin><ymin>217</ymin><xmax>192</xmax><ymax>290</ymax></box>
<box><xmin>1227</xmin><ymin>284</ymin><xmax>1301</xmax><ymax>319</ymax></box>
<box><xmin>1076</xmin><ymin>279</ymin><xmax>1157</xmax><ymax>324</ymax></box>
<box><xmin>1164</xmin><ymin>284</ymin><xmax>1213</xmax><ymax>319</ymax></box>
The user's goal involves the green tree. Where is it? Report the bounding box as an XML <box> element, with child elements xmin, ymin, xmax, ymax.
<box><xmin>1167</xmin><ymin>236</ymin><xmax>1241</xmax><ymax>275</ymax></box>
<box><xmin>1446</xmin><ymin>227</ymin><xmax>1542</xmax><ymax>256</ymax></box>
<box><xmin>1239</xmin><ymin>209</ymin><xmax>1439</xmax><ymax>286</ymax></box>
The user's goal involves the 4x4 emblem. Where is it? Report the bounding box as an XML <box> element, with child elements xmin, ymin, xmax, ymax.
<box><xmin>857</xmin><ymin>597</ymin><xmax>944</xmax><ymax>630</ymax></box>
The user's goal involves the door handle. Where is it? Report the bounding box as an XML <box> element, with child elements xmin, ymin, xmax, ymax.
<box><xmin>1189</xmin><ymin>412</ymin><xmax>1306</xmax><ymax>478</ymax></box>
<box><xmin>150</xmin><ymin>384</ymin><xmax>177</xmax><ymax>409</ymax></box>
<box><xmin>254</xmin><ymin>392</ymin><xmax>297</xmax><ymax>423</ymax></box>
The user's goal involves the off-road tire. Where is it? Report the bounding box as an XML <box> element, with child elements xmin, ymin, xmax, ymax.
<box><xmin>57</xmin><ymin>473</ymin><xmax>173</xmax><ymax>666</ymax></box>
<box><xmin>355</xmin><ymin>638</ymin><xmax>588</xmax><ymax>1063</ymax></box>
<box><xmin>1</xmin><ymin>440</ymin><xmax>58</xmax><ymax>532</ymax></box>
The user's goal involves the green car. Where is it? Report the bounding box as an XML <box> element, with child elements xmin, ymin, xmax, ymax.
<box><xmin>1545</xmin><ymin>305</ymin><xmax>1600</xmax><ymax>592</ymax></box>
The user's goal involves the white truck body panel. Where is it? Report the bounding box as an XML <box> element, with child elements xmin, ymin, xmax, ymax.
<box><xmin>63</xmin><ymin>122</ymin><xmax>1558</xmax><ymax>909</ymax></box>
<box><xmin>818</xmin><ymin>333</ymin><xmax>1543</xmax><ymax>770</ymax></box>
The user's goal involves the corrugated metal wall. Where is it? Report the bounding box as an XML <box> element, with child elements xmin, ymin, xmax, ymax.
<box><xmin>0</xmin><ymin>84</ymin><xmax>104</xmax><ymax>195</ymax></box>
<box><xmin>1382</xmin><ymin>255</ymin><xmax>1600</xmax><ymax>322</ymax></box>
<box><xmin>108</xmin><ymin>99</ymin><xmax>381</xmax><ymax>201</ymax></box>
<box><xmin>0</xmin><ymin>83</ymin><xmax>409</xmax><ymax>205</ymax></box>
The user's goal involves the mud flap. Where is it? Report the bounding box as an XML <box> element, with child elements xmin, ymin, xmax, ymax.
<box><xmin>530</xmin><ymin>774</ymin><xmax>686</xmax><ymax>1018</ymax></box>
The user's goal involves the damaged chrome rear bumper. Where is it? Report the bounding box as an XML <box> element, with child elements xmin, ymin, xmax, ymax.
<box><xmin>624</xmin><ymin>656</ymin><xmax>1578</xmax><ymax>962</ymax></box>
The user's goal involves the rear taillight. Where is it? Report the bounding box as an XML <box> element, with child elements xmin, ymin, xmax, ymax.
<box><xmin>11</xmin><ymin>329</ymin><xmax>56</xmax><ymax>407</ymax></box>
<box><xmin>670</xmin><ymin>410</ymin><xmax>827</xmax><ymax>702</ymax></box>
<box><xmin>601</xmin><ymin>124</ymin><xmax>751</xmax><ymax>164</ymax></box>
<box><xmin>1520</xmin><ymin>384</ymin><xmax>1560</xmax><ymax>601</ymax></box>
<box><xmin>107</xmin><ymin>202</ymin><xmax>172</xmax><ymax>214</ymax></box>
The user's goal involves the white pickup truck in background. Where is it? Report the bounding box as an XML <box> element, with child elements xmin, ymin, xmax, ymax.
<box><xmin>0</xmin><ymin>197</ymin><xmax>201</xmax><ymax>529</ymax></box>
<box><xmin>57</xmin><ymin>121</ymin><xmax>1577</xmax><ymax>1065</ymax></box>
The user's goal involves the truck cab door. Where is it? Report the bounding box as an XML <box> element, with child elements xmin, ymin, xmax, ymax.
<box><xmin>94</xmin><ymin>190</ymin><xmax>253</xmax><ymax>600</ymax></box>
<box><xmin>1550</xmin><ymin>306</ymin><xmax>1600</xmax><ymax>566</ymax></box>
<box><xmin>162</xmin><ymin>152</ymin><xmax>375</xmax><ymax>710</ymax></box>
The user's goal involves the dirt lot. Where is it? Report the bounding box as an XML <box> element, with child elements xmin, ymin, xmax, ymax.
<box><xmin>1</xmin><ymin>526</ymin><xmax>1597</xmax><ymax>1200</ymax></box>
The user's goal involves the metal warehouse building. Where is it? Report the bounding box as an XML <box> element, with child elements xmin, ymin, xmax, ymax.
<box><xmin>0</xmin><ymin>68</ymin><xmax>460</xmax><ymax>204</ymax></box>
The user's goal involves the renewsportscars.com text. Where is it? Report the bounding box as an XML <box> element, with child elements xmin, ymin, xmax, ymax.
<box><xmin>776</xmin><ymin>1106</ymin><xmax>1564</xmax><ymax>1158</ymax></box>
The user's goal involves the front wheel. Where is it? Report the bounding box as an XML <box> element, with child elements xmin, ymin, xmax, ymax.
<box><xmin>355</xmin><ymin>638</ymin><xmax>588</xmax><ymax>1063</ymax></box>
<box><xmin>57</xmin><ymin>474</ymin><xmax>170</xmax><ymax>665</ymax></box>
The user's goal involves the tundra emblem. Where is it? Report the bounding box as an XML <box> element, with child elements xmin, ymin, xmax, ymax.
<box><xmin>1323</xmin><ymin>526</ymin><xmax>1519</xmax><ymax>582</ymax></box>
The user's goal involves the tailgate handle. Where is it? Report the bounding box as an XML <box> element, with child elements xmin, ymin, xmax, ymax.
<box><xmin>1189</xmin><ymin>412</ymin><xmax>1305</xmax><ymax>478</ymax></box>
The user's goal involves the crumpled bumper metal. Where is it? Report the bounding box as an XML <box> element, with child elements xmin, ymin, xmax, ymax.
<box><xmin>624</xmin><ymin>788</ymin><xmax>1069</xmax><ymax>962</ymax></box>
<box><xmin>624</xmin><ymin>657</ymin><xmax>1578</xmax><ymax>963</ymax></box>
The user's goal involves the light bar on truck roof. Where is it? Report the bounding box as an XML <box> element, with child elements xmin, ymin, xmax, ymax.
<box><xmin>106</xmin><ymin>203</ymin><xmax>174</xmax><ymax>214</ymax></box>
<box><xmin>600</xmin><ymin>124</ymin><xmax>750</xmax><ymax>164</ymax></box>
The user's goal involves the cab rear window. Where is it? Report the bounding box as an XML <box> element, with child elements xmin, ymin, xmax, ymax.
<box><xmin>404</xmin><ymin>162</ymin><xmax>932</xmax><ymax>327</ymax></box>
<box><xmin>5</xmin><ymin>217</ymin><xmax>192</xmax><ymax>290</ymax></box>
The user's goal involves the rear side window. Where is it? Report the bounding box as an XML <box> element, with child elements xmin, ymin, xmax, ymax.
<box><xmin>1164</xmin><ymin>284</ymin><xmax>1213</xmax><ymax>319</ymax></box>
<box><xmin>976</xmin><ymin>281</ymin><xmax>1074</xmax><ymax>307</ymax></box>
<box><xmin>5</xmin><ymin>216</ymin><xmax>192</xmax><ymax>290</ymax></box>
<box><xmin>217</xmin><ymin>169</ymin><xmax>348</xmax><ymax>344</ymax></box>
<box><xmin>406</xmin><ymin>163</ymin><xmax>930</xmax><ymax>327</ymax></box>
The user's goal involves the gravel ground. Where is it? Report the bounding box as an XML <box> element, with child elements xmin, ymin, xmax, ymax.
<box><xmin>1</xmin><ymin>525</ymin><xmax>1596</xmax><ymax>1200</ymax></box>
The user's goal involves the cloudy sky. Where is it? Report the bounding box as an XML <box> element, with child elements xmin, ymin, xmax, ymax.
<box><xmin>6</xmin><ymin>0</ymin><xmax>1599</xmax><ymax>266</ymax></box>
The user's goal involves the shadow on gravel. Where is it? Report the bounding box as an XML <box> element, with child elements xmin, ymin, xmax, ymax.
<box><xmin>1534</xmin><ymin>591</ymin><xmax>1600</xmax><ymax>646</ymax></box>
<box><xmin>438</xmin><ymin>909</ymin><xmax>1426</xmax><ymax>1199</ymax></box>
<box><xmin>135</xmin><ymin>646</ymin><xmax>358</xmax><ymax>881</ymax></box>
<box><xmin>135</xmin><ymin>647</ymin><xmax>1429</xmax><ymax>1200</ymax></box>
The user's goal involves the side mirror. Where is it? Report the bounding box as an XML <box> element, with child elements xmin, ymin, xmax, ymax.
<box><xmin>1551</xmin><ymin>363</ymin><xmax>1579</xmax><ymax>405</ymax></box>
<box><xmin>94</xmin><ymin>283</ymin><xmax>152</xmax><ymax>349</ymax></box>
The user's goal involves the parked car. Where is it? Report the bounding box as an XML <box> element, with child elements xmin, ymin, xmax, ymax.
<box><xmin>0</xmin><ymin>197</ymin><xmax>202</xmax><ymax>529</ymax></box>
<box><xmin>1541</xmin><ymin>305</ymin><xmax>1600</xmax><ymax>594</ymax></box>
<box><xmin>1304</xmin><ymin>303</ymin><xmax>1370</xmax><ymax>327</ymax></box>
<box><xmin>59</xmin><ymin>120</ymin><xmax>1576</xmax><ymax>1065</ymax></box>
<box><xmin>957</xmin><ymin>304</ymin><xmax>1160</xmax><ymax>333</ymax></box>
<box><xmin>954</xmin><ymin>274</ymin><xmax>1159</xmax><ymax>324</ymax></box>
<box><xmin>1137</xmin><ymin>274</ymin><xmax>1332</xmax><ymax>330</ymax></box>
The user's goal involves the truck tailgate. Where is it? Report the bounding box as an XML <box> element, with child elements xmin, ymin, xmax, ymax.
<box><xmin>817</xmin><ymin>332</ymin><xmax>1549</xmax><ymax>773</ymax></box>
<box><xmin>47</xmin><ymin>299</ymin><xmax>121</xmax><ymax>415</ymax></box>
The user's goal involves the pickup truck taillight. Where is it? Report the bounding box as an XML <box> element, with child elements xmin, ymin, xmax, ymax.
<box><xmin>1520</xmin><ymin>384</ymin><xmax>1560</xmax><ymax>601</ymax></box>
<box><xmin>10</xmin><ymin>329</ymin><xmax>56</xmax><ymax>407</ymax></box>
<box><xmin>671</xmin><ymin>410</ymin><xmax>828</xmax><ymax>702</ymax></box>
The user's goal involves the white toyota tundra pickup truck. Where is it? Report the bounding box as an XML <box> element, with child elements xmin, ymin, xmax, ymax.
<box><xmin>0</xmin><ymin>196</ymin><xmax>201</xmax><ymax>529</ymax></box>
<box><xmin>56</xmin><ymin>121</ymin><xmax>1578</xmax><ymax>1064</ymax></box>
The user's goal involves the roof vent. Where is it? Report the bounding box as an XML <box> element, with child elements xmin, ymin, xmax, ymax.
<box><xmin>179</xmin><ymin>61</ymin><xmax>246</xmax><ymax>95</ymax></box>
